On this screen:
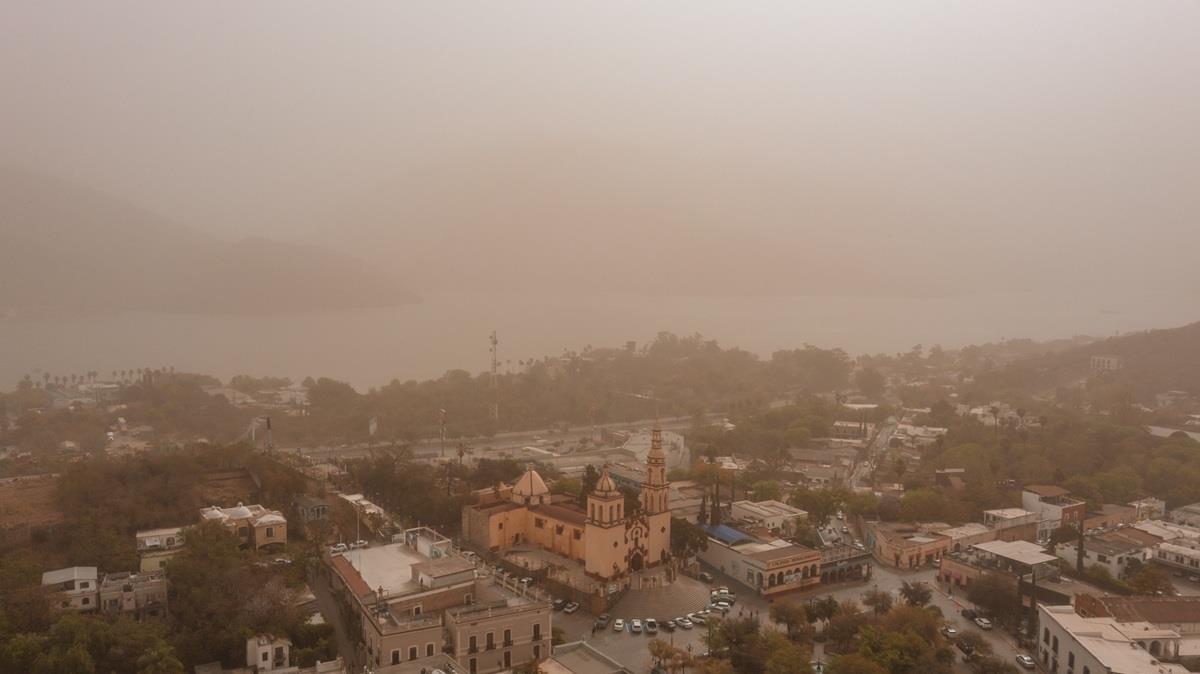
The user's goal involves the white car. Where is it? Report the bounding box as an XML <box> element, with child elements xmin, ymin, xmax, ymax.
<box><xmin>975</xmin><ymin>617</ymin><xmax>993</xmax><ymax>630</ymax></box>
<box><xmin>676</xmin><ymin>617</ymin><xmax>694</xmax><ymax>629</ymax></box>
<box><xmin>520</xmin><ymin>577</ymin><xmax>534</xmax><ymax>586</ymax></box>
<box><xmin>612</xmin><ymin>618</ymin><xmax>625</xmax><ymax>632</ymax></box>
<box><xmin>329</xmin><ymin>543</ymin><xmax>348</xmax><ymax>554</ymax></box>
<box><xmin>1016</xmin><ymin>655</ymin><xmax>1036</xmax><ymax>670</ymax></box>
<box><xmin>630</xmin><ymin>619</ymin><xmax>643</xmax><ymax>634</ymax></box>
<box><xmin>349</xmin><ymin>539</ymin><xmax>368</xmax><ymax>549</ymax></box>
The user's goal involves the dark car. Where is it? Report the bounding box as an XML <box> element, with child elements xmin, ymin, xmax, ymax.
<box><xmin>961</xmin><ymin>608</ymin><xmax>978</xmax><ymax>621</ymax></box>
<box><xmin>552</xmin><ymin>599</ymin><xmax>566</xmax><ymax>611</ymax></box>
<box><xmin>956</xmin><ymin>640</ymin><xmax>976</xmax><ymax>657</ymax></box>
<box><xmin>595</xmin><ymin>614</ymin><xmax>610</xmax><ymax>629</ymax></box>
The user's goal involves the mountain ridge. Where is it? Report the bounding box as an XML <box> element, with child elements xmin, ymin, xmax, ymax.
<box><xmin>0</xmin><ymin>168</ymin><xmax>416</xmax><ymax>315</ymax></box>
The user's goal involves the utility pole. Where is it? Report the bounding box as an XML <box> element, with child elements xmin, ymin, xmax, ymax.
<box><xmin>1076</xmin><ymin>516</ymin><xmax>1086</xmax><ymax>575</ymax></box>
<box><xmin>489</xmin><ymin>331</ymin><xmax>500</xmax><ymax>422</ymax></box>
<box><xmin>439</xmin><ymin>408</ymin><xmax>447</xmax><ymax>459</ymax></box>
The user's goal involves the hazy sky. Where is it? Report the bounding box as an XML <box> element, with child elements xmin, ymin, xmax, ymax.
<box><xmin>4</xmin><ymin>2</ymin><xmax>1199</xmax><ymax>297</ymax></box>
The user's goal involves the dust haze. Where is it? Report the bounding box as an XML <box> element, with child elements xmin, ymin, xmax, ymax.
<box><xmin>3</xmin><ymin>1</ymin><xmax>1199</xmax><ymax>303</ymax></box>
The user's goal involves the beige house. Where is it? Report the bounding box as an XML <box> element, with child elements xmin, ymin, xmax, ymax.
<box><xmin>136</xmin><ymin>526</ymin><xmax>185</xmax><ymax>572</ymax></box>
<box><xmin>41</xmin><ymin>566</ymin><xmax>98</xmax><ymax>611</ymax></box>
<box><xmin>463</xmin><ymin>429</ymin><xmax>672</xmax><ymax>581</ymax></box>
<box><xmin>327</xmin><ymin>526</ymin><xmax>552</xmax><ymax>674</ymax></box>
<box><xmin>98</xmin><ymin>570</ymin><xmax>168</xmax><ymax>620</ymax></box>
<box><xmin>200</xmin><ymin>503</ymin><xmax>287</xmax><ymax>549</ymax></box>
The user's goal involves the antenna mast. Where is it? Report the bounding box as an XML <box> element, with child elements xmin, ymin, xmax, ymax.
<box><xmin>489</xmin><ymin>330</ymin><xmax>500</xmax><ymax>422</ymax></box>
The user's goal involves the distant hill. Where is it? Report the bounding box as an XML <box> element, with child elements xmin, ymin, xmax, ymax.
<box><xmin>0</xmin><ymin>169</ymin><xmax>415</xmax><ymax>314</ymax></box>
<box><xmin>975</xmin><ymin>321</ymin><xmax>1200</xmax><ymax>400</ymax></box>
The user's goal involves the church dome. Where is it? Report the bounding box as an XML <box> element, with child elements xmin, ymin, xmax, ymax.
<box><xmin>594</xmin><ymin>470</ymin><xmax>618</xmax><ymax>495</ymax></box>
<box><xmin>512</xmin><ymin>469</ymin><xmax>549</xmax><ymax>498</ymax></box>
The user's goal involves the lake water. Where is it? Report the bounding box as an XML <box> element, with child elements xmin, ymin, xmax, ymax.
<box><xmin>2</xmin><ymin>290</ymin><xmax>1194</xmax><ymax>390</ymax></box>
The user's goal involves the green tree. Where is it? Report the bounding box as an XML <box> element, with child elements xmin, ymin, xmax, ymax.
<box><xmin>898</xmin><ymin>581</ymin><xmax>932</xmax><ymax>607</ymax></box>
<box><xmin>861</xmin><ymin>588</ymin><xmax>894</xmax><ymax>616</ymax></box>
<box><xmin>670</xmin><ymin>517</ymin><xmax>709</xmax><ymax>561</ymax></box>
<box><xmin>753</xmin><ymin>480</ymin><xmax>784</xmax><ymax>501</ymax></box>
<box><xmin>965</xmin><ymin>574</ymin><xmax>1021</xmax><ymax>627</ymax></box>
<box><xmin>792</xmin><ymin>488</ymin><xmax>843</xmax><ymax>528</ymax></box>
<box><xmin>856</xmin><ymin>369</ymin><xmax>886</xmax><ymax>399</ymax></box>
<box><xmin>827</xmin><ymin>654</ymin><xmax>887</xmax><ymax>674</ymax></box>
<box><xmin>770</xmin><ymin>601</ymin><xmax>812</xmax><ymax>642</ymax></box>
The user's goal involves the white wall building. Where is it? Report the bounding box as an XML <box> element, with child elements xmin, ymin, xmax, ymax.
<box><xmin>730</xmin><ymin>500</ymin><xmax>808</xmax><ymax>534</ymax></box>
<box><xmin>41</xmin><ymin>566</ymin><xmax>98</xmax><ymax>612</ymax></box>
<box><xmin>1038</xmin><ymin>604</ymin><xmax>1188</xmax><ymax>674</ymax></box>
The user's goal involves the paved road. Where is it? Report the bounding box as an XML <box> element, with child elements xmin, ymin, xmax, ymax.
<box><xmin>309</xmin><ymin>567</ymin><xmax>361</xmax><ymax>672</ymax></box>
<box><xmin>285</xmin><ymin>414</ymin><xmax>716</xmax><ymax>461</ymax></box>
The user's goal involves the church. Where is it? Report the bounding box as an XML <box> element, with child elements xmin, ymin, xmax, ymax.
<box><xmin>461</xmin><ymin>430</ymin><xmax>672</xmax><ymax>580</ymax></box>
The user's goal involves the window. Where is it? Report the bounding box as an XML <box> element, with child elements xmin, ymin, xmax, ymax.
<box><xmin>408</xmin><ymin>647</ymin><xmax>417</xmax><ymax>661</ymax></box>
<box><xmin>533</xmin><ymin>623</ymin><xmax>542</xmax><ymax>641</ymax></box>
<box><xmin>412</xmin><ymin>605</ymin><xmax>422</xmax><ymax>616</ymax></box>
<box><xmin>504</xmin><ymin>651</ymin><xmax>511</xmax><ymax>668</ymax></box>
<box><xmin>1097</xmin><ymin>554</ymin><xmax>1108</xmax><ymax>563</ymax></box>
<box><xmin>266</xmin><ymin>526</ymin><xmax>275</xmax><ymax>537</ymax></box>
<box><xmin>391</xmin><ymin>651</ymin><xmax>400</xmax><ymax>665</ymax></box>
<box><xmin>427</xmin><ymin>643</ymin><xmax>434</xmax><ymax>657</ymax></box>
<box><xmin>573</xmin><ymin>529</ymin><xmax>582</xmax><ymax>540</ymax></box>
<box><xmin>534</xmin><ymin>518</ymin><xmax>545</xmax><ymax>529</ymax></box>
<box><xmin>470</xmin><ymin>658</ymin><xmax>477</xmax><ymax>674</ymax></box>
<box><xmin>81</xmin><ymin>597</ymin><xmax>90</xmax><ymax>606</ymax></box>
<box><xmin>486</xmin><ymin>632</ymin><xmax>495</xmax><ymax>650</ymax></box>
<box><xmin>534</xmin><ymin>645</ymin><xmax>541</xmax><ymax>659</ymax></box>
<box><xmin>1083</xmin><ymin>668</ymin><xmax>1090</xmax><ymax>674</ymax></box>
<box><xmin>504</xmin><ymin>629</ymin><xmax>512</xmax><ymax>646</ymax></box>
<box><xmin>469</xmin><ymin>635</ymin><xmax>477</xmax><ymax>653</ymax></box>
<box><xmin>555</xmin><ymin>525</ymin><xmax>564</xmax><ymax>535</ymax></box>
<box><xmin>263</xmin><ymin>652</ymin><xmax>269</xmax><ymax>662</ymax></box>
<box><xmin>1052</xmin><ymin>636</ymin><xmax>1059</xmax><ymax>654</ymax></box>
<box><xmin>1068</xmin><ymin>652</ymin><xmax>1074</xmax><ymax>669</ymax></box>
<box><xmin>1044</xmin><ymin>628</ymin><xmax>1050</xmax><ymax>644</ymax></box>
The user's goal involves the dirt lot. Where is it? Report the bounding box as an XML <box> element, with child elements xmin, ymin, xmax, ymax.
<box><xmin>198</xmin><ymin>469</ymin><xmax>257</xmax><ymax>507</ymax></box>
<box><xmin>0</xmin><ymin>473</ymin><xmax>64</xmax><ymax>541</ymax></box>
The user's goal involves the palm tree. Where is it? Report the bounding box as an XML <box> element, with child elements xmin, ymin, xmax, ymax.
<box><xmin>42</xmin><ymin>372</ymin><xmax>50</xmax><ymax>388</ymax></box>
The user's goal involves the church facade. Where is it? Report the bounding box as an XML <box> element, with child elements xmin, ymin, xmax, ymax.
<box><xmin>462</xmin><ymin>430</ymin><xmax>672</xmax><ymax>581</ymax></box>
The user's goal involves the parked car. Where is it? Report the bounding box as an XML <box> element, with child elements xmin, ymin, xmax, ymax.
<box><xmin>961</xmin><ymin>608</ymin><xmax>978</xmax><ymax>620</ymax></box>
<box><xmin>710</xmin><ymin>602</ymin><xmax>731</xmax><ymax>613</ymax></box>
<box><xmin>940</xmin><ymin>626</ymin><xmax>959</xmax><ymax>638</ymax></box>
<box><xmin>699</xmin><ymin>572</ymin><xmax>714</xmax><ymax>583</ymax></box>
<box><xmin>552</xmin><ymin>599</ymin><xmax>566</xmax><ymax>611</ymax></box>
<box><xmin>350</xmin><ymin>540</ymin><xmax>368</xmax><ymax>549</ymax></box>
<box><xmin>272</xmin><ymin>558</ymin><xmax>292</xmax><ymax>566</ymax></box>
<box><xmin>677</xmin><ymin>617</ymin><xmax>694</xmax><ymax>629</ymax></box>
<box><xmin>974</xmin><ymin>617</ymin><xmax>994</xmax><ymax>630</ymax></box>
<box><xmin>645</xmin><ymin>618</ymin><xmax>658</xmax><ymax>635</ymax></box>
<box><xmin>595</xmin><ymin>614</ymin><xmax>610</xmax><ymax>629</ymax></box>
<box><xmin>689</xmin><ymin>613</ymin><xmax>707</xmax><ymax>625</ymax></box>
<box><xmin>630</xmin><ymin>619</ymin><xmax>643</xmax><ymax>634</ymax></box>
<box><xmin>1016</xmin><ymin>655</ymin><xmax>1036</xmax><ymax>670</ymax></box>
<box><xmin>329</xmin><ymin>543</ymin><xmax>348</xmax><ymax>554</ymax></box>
<box><xmin>841</xmin><ymin>526</ymin><xmax>849</xmax><ymax>534</ymax></box>
<box><xmin>520</xmin><ymin>577</ymin><xmax>534</xmax><ymax>586</ymax></box>
<box><xmin>612</xmin><ymin>618</ymin><xmax>625</xmax><ymax>632</ymax></box>
<box><xmin>955</xmin><ymin>641</ymin><xmax>975</xmax><ymax>657</ymax></box>
<box><xmin>663</xmin><ymin>620</ymin><xmax>676</xmax><ymax>632</ymax></box>
<box><xmin>1189</xmin><ymin>574</ymin><xmax>1200</xmax><ymax>583</ymax></box>
<box><xmin>563</xmin><ymin>602</ymin><xmax>580</xmax><ymax>614</ymax></box>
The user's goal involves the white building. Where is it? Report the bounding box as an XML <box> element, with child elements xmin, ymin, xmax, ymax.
<box><xmin>730</xmin><ymin>500</ymin><xmax>808</xmax><ymax>534</ymax></box>
<box><xmin>1056</xmin><ymin>535</ymin><xmax>1150</xmax><ymax>580</ymax></box>
<box><xmin>983</xmin><ymin>508</ymin><xmax>1039</xmax><ymax>530</ymax></box>
<box><xmin>41</xmin><ymin>566</ymin><xmax>99</xmax><ymax>611</ymax></box>
<box><xmin>1130</xmin><ymin>498</ymin><xmax>1168</xmax><ymax>521</ymax></box>
<box><xmin>1155</xmin><ymin>541</ymin><xmax>1200</xmax><ymax>574</ymax></box>
<box><xmin>1038</xmin><ymin>604</ymin><xmax>1188</xmax><ymax>674</ymax></box>
<box><xmin>136</xmin><ymin>526</ymin><xmax>185</xmax><ymax>572</ymax></box>
<box><xmin>1022</xmin><ymin>485</ymin><xmax>1086</xmax><ymax>540</ymax></box>
<box><xmin>1169</xmin><ymin>504</ymin><xmax>1200</xmax><ymax>529</ymax></box>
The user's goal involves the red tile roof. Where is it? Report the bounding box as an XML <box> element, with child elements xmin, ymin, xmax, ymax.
<box><xmin>531</xmin><ymin>503</ymin><xmax>587</xmax><ymax>526</ymax></box>
<box><xmin>330</xmin><ymin>555</ymin><xmax>371</xmax><ymax>599</ymax></box>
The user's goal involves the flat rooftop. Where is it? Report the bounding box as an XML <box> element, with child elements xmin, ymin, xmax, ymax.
<box><xmin>340</xmin><ymin>543</ymin><xmax>425</xmax><ymax>597</ymax></box>
<box><xmin>973</xmin><ymin>539</ymin><xmax>1057</xmax><ymax>566</ymax></box>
